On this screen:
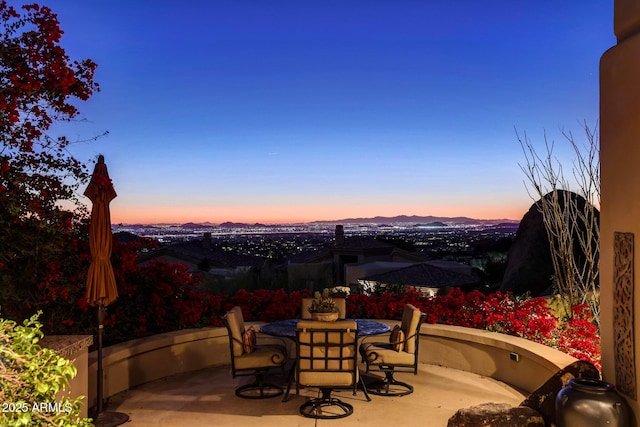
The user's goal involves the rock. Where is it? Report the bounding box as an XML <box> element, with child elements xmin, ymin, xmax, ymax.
<box><xmin>520</xmin><ymin>360</ymin><xmax>600</xmax><ymax>427</ymax></box>
<box><xmin>501</xmin><ymin>190</ymin><xmax>599</xmax><ymax>297</ymax></box>
<box><xmin>447</xmin><ymin>402</ymin><xmax>544</xmax><ymax>427</ymax></box>
<box><xmin>500</xmin><ymin>200</ymin><xmax>554</xmax><ymax>296</ymax></box>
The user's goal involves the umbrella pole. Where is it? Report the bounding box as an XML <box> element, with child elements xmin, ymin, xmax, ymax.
<box><xmin>97</xmin><ymin>305</ymin><xmax>105</xmax><ymax>414</ymax></box>
<box><xmin>94</xmin><ymin>305</ymin><xmax>129</xmax><ymax>427</ymax></box>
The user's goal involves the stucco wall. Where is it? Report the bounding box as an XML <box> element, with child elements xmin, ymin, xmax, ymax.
<box><xmin>88</xmin><ymin>326</ymin><xmax>230</xmax><ymax>408</ymax></box>
<box><xmin>600</xmin><ymin>0</ymin><xmax>640</xmax><ymax>419</ymax></box>
<box><xmin>420</xmin><ymin>324</ymin><xmax>576</xmax><ymax>393</ymax></box>
<box><xmin>88</xmin><ymin>322</ymin><xmax>577</xmax><ymax>408</ymax></box>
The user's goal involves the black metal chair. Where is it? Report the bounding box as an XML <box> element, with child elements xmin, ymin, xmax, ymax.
<box><xmin>223</xmin><ymin>306</ymin><xmax>287</xmax><ymax>399</ymax></box>
<box><xmin>295</xmin><ymin>320</ymin><xmax>370</xmax><ymax>419</ymax></box>
<box><xmin>360</xmin><ymin>304</ymin><xmax>426</xmax><ymax>396</ymax></box>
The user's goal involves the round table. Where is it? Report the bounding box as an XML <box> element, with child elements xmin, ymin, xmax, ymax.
<box><xmin>259</xmin><ymin>318</ymin><xmax>390</xmax><ymax>338</ymax></box>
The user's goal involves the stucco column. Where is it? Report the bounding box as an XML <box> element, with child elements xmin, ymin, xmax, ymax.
<box><xmin>600</xmin><ymin>0</ymin><xmax>640</xmax><ymax>419</ymax></box>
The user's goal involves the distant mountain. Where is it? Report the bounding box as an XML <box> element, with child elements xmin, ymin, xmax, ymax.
<box><xmin>311</xmin><ymin>215</ymin><xmax>519</xmax><ymax>225</ymax></box>
<box><xmin>180</xmin><ymin>222</ymin><xmax>216</xmax><ymax>229</ymax></box>
<box><xmin>219</xmin><ymin>221</ymin><xmax>269</xmax><ymax>228</ymax></box>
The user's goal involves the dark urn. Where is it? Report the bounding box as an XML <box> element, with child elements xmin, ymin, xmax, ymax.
<box><xmin>556</xmin><ymin>378</ymin><xmax>631</xmax><ymax>427</ymax></box>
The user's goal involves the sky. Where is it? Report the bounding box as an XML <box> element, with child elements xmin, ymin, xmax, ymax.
<box><xmin>41</xmin><ymin>0</ymin><xmax>614</xmax><ymax>224</ymax></box>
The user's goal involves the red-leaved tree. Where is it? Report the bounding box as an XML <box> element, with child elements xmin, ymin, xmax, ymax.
<box><xmin>0</xmin><ymin>1</ymin><xmax>99</xmax><ymax>321</ymax></box>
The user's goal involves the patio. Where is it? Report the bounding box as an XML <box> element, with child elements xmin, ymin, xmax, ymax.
<box><xmin>104</xmin><ymin>362</ymin><xmax>525</xmax><ymax>426</ymax></box>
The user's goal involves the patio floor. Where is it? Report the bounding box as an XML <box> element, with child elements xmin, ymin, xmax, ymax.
<box><xmin>103</xmin><ymin>362</ymin><xmax>526</xmax><ymax>427</ymax></box>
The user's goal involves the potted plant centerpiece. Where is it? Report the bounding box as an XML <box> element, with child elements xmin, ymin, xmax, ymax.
<box><xmin>308</xmin><ymin>288</ymin><xmax>340</xmax><ymax>321</ymax></box>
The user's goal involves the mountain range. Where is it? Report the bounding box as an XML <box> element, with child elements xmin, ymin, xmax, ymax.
<box><xmin>310</xmin><ymin>215</ymin><xmax>519</xmax><ymax>225</ymax></box>
<box><xmin>169</xmin><ymin>215</ymin><xmax>520</xmax><ymax>229</ymax></box>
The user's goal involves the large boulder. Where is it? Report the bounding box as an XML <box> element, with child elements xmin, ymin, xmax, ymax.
<box><xmin>447</xmin><ymin>403</ymin><xmax>544</xmax><ymax>427</ymax></box>
<box><xmin>520</xmin><ymin>360</ymin><xmax>600</xmax><ymax>427</ymax></box>
<box><xmin>500</xmin><ymin>201</ymin><xmax>553</xmax><ymax>296</ymax></box>
<box><xmin>501</xmin><ymin>190</ymin><xmax>599</xmax><ymax>296</ymax></box>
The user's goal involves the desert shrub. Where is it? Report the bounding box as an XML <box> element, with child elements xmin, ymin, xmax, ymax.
<box><xmin>0</xmin><ymin>312</ymin><xmax>92</xmax><ymax>426</ymax></box>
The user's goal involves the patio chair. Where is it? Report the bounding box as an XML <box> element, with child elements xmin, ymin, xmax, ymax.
<box><xmin>301</xmin><ymin>297</ymin><xmax>346</xmax><ymax>319</ymax></box>
<box><xmin>223</xmin><ymin>306</ymin><xmax>287</xmax><ymax>399</ymax></box>
<box><xmin>359</xmin><ymin>303</ymin><xmax>426</xmax><ymax>396</ymax></box>
<box><xmin>295</xmin><ymin>320</ymin><xmax>371</xmax><ymax>419</ymax></box>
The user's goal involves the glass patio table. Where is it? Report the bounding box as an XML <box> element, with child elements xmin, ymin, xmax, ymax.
<box><xmin>259</xmin><ymin>318</ymin><xmax>390</xmax><ymax>402</ymax></box>
<box><xmin>259</xmin><ymin>318</ymin><xmax>390</xmax><ymax>339</ymax></box>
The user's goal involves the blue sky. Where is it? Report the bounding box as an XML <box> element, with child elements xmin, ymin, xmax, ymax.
<box><xmin>45</xmin><ymin>0</ymin><xmax>614</xmax><ymax>224</ymax></box>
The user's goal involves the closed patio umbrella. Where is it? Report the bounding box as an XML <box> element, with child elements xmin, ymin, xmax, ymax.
<box><xmin>84</xmin><ymin>155</ymin><xmax>128</xmax><ymax>427</ymax></box>
<box><xmin>85</xmin><ymin>155</ymin><xmax>118</xmax><ymax>308</ymax></box>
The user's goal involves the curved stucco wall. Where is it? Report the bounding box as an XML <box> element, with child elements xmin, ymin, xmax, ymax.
<box><xmin>88</xmin><ymin>321</ymin><xmax>577</xmax><ymax>407</ymax></box>
<box><xmin>420</xmin><ymin>323</ymin><xmax>577</xmax><ymax>393</ymax></box>
<box><xmin>88</xmin><ymin>326</ymin><xmax>231</xmax><ymax>407</ymax></box>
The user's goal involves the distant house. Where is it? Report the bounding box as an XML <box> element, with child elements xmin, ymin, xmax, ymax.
<box><xmin>345</xmin><ymin>261</ymin><xmax>416</xmax><ymax>285</ymax></box>
<box><xmin>358</xmin><ymin>260</ymin><xmax>480</xmax><ymax>296</ymax></box>
<box><xmin>139</xmin><ymin>233</ymin><xmax>266</xmax><ymax>277</ymax></box>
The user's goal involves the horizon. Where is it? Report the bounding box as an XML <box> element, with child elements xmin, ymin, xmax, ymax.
<box><xmin>113</xmin><ymin>212</ymin><xmax>522</xmax><ymax>227</ymax></box>
<box><xmin>108</xmin><ymin>207</ymin><xmax>526</xmax><ymax>226</ymax></box>
<box><xmin>44</xmin><ymin>1</ymin><xmax>612</xmax><ymax>225</ymax></box>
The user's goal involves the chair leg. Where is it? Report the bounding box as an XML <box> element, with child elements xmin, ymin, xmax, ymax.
<box><xmin>235</xmin><ymin>371</ymin><xmax>284</xmax><ymax>399</ymax></box>
<box><xmin>367</xmin><ymin>370</ymin><xmax>414</xmax><ymax>397</ymax></box>
<box><xmin>282</xmin><ymin>361</ymin><xmax>296</xmax><ymax>402</ymax></box>
<box><xmin>299</xmin><ymin>388</ymin><xmax>354</xmax><ymax>419</ymax></box>
<box><xmin>358</xmin><ymin>376</ymin><xmax>372</xmax><ymax>401</ymax></box>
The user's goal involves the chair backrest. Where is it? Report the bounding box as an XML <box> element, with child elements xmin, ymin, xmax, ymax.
<box><xmin>400</xmin><ymin>304</ymin><xmax>425</xmax><ymax>354</ymax></box>
<box><xmin>301</xmin><ymin>298</ymin><xmax>347</xmax><ymax>319</ymax></box>
<box><xmin>296</xmin><ymin>320</ymin><xmax>358</xmax><ymax>388</ymax></box>
<box><xmin>223</xmin><ymin>306</ymin><xmax>245</xmax><ymax>357</ymax></box>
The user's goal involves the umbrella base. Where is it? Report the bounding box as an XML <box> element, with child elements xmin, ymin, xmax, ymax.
<box><xmin>94</xmin><ymin>411</ymin><xmax>129</xmax><ymax>427</ymax></box>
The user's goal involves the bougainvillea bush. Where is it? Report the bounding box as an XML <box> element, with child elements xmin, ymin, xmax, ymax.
<box><xmin>202</xmin><ymin>286</ymin><xmax>601</xmax><ymax>371</ymax></box>
<box><xmin>0</xmin><ymin>0</ymin><xmax>101</xmax><ymax>324</ymax></box>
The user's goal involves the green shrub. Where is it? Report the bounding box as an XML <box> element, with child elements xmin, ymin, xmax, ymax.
<box><xmin>0</xmin><ymin>312</ymin><xmax>92</xmax><ymax>426</ymax></box>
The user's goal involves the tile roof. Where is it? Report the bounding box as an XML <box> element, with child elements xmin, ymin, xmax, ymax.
<box><xmin>362</xmin><ymin>262</ymin><xmax>479</xmax><ymax>288</ymax></box>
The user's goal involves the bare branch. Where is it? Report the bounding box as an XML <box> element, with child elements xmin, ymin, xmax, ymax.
<box><xmin>517</xmin><ymin>123</ymin><xmax>600</xmax><ymax>327</ymax></box>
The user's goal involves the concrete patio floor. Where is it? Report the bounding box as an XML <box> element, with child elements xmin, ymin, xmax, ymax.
<box><xmin>104</xmin><ymin>362</ymin><xmax>526</xmax><ymax>427</ymax></box>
